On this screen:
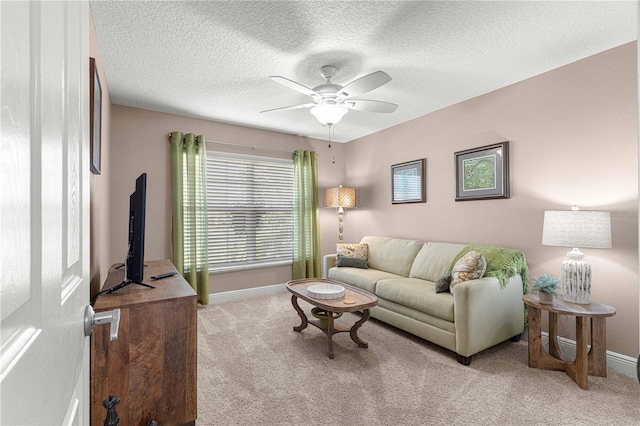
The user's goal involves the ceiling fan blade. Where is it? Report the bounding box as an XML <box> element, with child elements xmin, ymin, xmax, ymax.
<box><xmin>336</xmin><ymin>71</ymin><xmax>392</xmax><ymax>99</ymax></box>
<box><xmin>269</xmin><ymin>76</ymin><xmax>319</xmax><ymax>98</ymax></box>
<box><xmin>259</xmin><ymin>103</ymin><xmax>315</xmax><ymax>114</ymax></box>
<box><xmin>344</xmin><ymin>99</ymin><xmax>398</xmax><ymax>113</ymax></box>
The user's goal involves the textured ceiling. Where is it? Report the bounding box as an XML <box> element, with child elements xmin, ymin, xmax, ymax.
<box><xmin>90</xmin><ymin>1</ymin><xmax>637</xmax><ymax>143</ymax></box>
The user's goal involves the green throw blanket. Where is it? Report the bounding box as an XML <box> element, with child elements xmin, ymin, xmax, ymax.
<box><xmin>449</xmin><ymin>244</ymin><xmax>529</xmax><ymax>294</ymax></box>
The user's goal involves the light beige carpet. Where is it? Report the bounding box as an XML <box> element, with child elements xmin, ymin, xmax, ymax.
<box><xmin>197</xmin><ymin>292</ymin><xmax>639</xmax><ymax>425</ymax></box>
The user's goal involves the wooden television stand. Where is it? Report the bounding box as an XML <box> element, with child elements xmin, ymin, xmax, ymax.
<box><xmin>90</xmin><ymin>259</ymin><xmax>197</xmax><ymax>425</ymax></box>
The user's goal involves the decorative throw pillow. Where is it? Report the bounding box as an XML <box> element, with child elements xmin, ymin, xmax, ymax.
<box><xmin>450</xmin><ymin>251</ymin><xmax>487</xmax><ymax>294</ymax></box>
<box><xmin>435</xmin><ymin>275</ymin><xmax>452</xmax><ymax>293</ymax></box>
<box><xmin>336</xmin><ymin>243</ymin><xmax>368</xmax><ymax>269</ymax></box>
<box><xmin>336</xmin><ymin>255</ymin><xmax>368</xmax><ymax>269</ymax></box>
<box><xmin>336</xmin><ymin>243</ymin><xmax>368</xmax><ymax>259</ymax></box>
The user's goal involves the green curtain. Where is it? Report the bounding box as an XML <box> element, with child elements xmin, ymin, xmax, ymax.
<box><xmin>170</xmin><ymin>132</ymin><xmax>209</xmax><ymax>304</ymax></box>
<box><xmin>293</xmin><ymin>150</ymin><xmax>321</xmax><ymax>279</ymax></box>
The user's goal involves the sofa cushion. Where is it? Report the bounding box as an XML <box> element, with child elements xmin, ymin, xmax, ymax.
<box><xmin>327</xmin><ymin>267</ymin><xmax>401</xmax><ymax>294</ymax></box>
<box><xmin>360</xmin><ymin>236</ymin><xmax>422</xmax><ymax>277</ymax></box>
<box><xmin>375</xmin><ymin>299</ymin><xmax>456</xmax><ymax>334</ymax></box>
<box><xmin>450</xmin><ymin>250</ymin><xmax>487</xmax><ymax>294</ymax></box>
<box><xmin>336</xmin><ymin>255</ymin><xmax>368</xmax><ymax>269</ymax></box>
<box><xmin>375</xmin><ymin>278</ymin><xmax>454</xmax><ymax>322</ymax></box>
<box><xmin>409</xmin><ymin>242</ymin><xmax>466</xmax><ymax>282</ymax></box>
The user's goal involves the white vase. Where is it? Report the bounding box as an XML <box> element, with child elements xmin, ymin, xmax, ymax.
<box><xmin>538</xmin><ymin>291</ymin><xmax>553</xmax><ymax>304</ymax></box>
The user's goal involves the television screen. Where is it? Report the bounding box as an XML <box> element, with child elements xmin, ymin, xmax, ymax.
<box><xmin>97</xmin><ymin>172</ymin><xmax>154</xmax><ymax>297</ymax></box>
<box><xmin>126</xmin><ymin>173</ymin><xmax>147</xmax><ymax>283</ymax></box>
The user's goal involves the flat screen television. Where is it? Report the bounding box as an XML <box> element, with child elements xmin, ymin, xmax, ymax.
<box><xmin>104</xmin><ymin>172</ymin><xmax>154</xmax><ymax>294</ymax></box>
<box><xmin>126</xmin><ymin>172</ymin><xmax>147</xmax><ymax>283</ymax></box>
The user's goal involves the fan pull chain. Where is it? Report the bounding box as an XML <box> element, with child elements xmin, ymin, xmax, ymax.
<box><xmin>329</xmin><ymin>125</ymin><xmax>335</xmax><ymax>164</ymax></box>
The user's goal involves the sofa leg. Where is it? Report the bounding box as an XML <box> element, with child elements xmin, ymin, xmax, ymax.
<box><xmin>510</xmin><ymin>333</ymin><xmax>521</xmax><ymax>342</ymax></box>
<box><xmin>456</xmin><ymin>354</ymin><xmax>472</xmax><ymax>366</ymax></box>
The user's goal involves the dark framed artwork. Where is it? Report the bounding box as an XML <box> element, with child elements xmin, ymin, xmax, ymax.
<box><xmin>455</xmin><ymin>141</ymin><xmax>509</xmax><ymax>201</ymax></box>
<box><xmin>90</xmin><ymin>57</ymin><xmax>102</xmax><ymax>175</ymax></box>
<box><xmin>391</xmin><ymin>158</ymin><xmax>426</xmax><ymax>204</ymax></box>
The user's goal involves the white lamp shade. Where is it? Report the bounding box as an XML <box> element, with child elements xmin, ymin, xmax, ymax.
<box><xmin>310</xmin><ymin>104</ymin><xmax>348</xmax><ymax>126</ymax></box>
<box><xmin>542</xmin><ymin>210</ymin><xmax>611</xmax><ymax>249</ymax></box>
<box><xmin>325</xmin><ymin>186</ymin><xmax>356</xmax><ymax>208</ymax></box>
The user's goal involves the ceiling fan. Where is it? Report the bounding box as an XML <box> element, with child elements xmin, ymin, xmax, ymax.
<box><xmin>261</xmin><ymin>66</ymin><xmax>398</xmax><ymax>126</ymax></box>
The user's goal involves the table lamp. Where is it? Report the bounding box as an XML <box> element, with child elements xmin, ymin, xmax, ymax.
<box><xmin>325</xmin><ymin>185</ymin><xmax>356</xmax><ymax>242</ymax></box>
<box><xmin>541</xmin><ymin>207</ymin><xmax>611</xmax><ymax>304</ymax></box>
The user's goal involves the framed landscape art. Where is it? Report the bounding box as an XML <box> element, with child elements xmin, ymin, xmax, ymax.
<box><xmin>391</xmin><ymin>158</ymin><xmax>426</xmax><ymax>204</ymax></box>
<box><xmin>455</xmin><ymin>141</ymin><xmax>509</xmax><ymax>201</ymax></box>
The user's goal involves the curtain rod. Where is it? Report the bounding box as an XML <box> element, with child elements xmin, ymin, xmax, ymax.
<box><xmin>167</xmin><ymin>133</ymin><xmax>297</xmax><ymax>155</ymax></box>
<box><xmin>207</xmin><ymin>138</ymin><xmax>297</xmax><ymax>155</ymax></box>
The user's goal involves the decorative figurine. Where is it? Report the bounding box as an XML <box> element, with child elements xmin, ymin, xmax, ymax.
<box><xmin>102</xmin><ymin>394</ymin><xmax>121</xmax><ymax>426</ymax></box>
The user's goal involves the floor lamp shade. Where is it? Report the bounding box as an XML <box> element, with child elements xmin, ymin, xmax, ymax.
<box><xmin>542</xmin><ymin>210</ymin><xmax>611</xmax><ymax>304</ymax></box>
<box><xmin>325</xmin><ymin>186</ymin><xmax>356</xmax><ymax>243</ymax></box>
<box><xmin>325</xmin><ymin>186</ymin><xmax>356</xmax><ymax>209</ymax></box>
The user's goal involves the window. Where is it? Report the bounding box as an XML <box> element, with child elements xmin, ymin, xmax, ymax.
<box><xmin>207</xmin><ymin>152</ymin><xmax>294</xmax><ymax>272</ymax></box>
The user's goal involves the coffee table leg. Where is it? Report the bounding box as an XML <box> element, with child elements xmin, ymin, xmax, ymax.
<box><xmin>327</xmin><ymin>311</ymin><xmax>335</xmax><ymax>359</ymax></box>
<box><xmin>349</xmin><ymin>309</ymin><xmax>370</xmax><ymax>348</ymax></box>
<box><xmin>291</xmin><ymin>295</ymin><xmax>308</xmax><ymax>332</ymax></box>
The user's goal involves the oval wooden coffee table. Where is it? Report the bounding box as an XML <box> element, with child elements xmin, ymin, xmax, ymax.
<box><xmin>286</xmin><ymin>278</ymin><xmax>378</xmax><ymax>359</ymax></box>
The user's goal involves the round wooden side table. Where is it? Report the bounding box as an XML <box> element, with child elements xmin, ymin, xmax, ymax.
<box><xmin>523</xmin><ymin>293</ymin><xmax>616</xmax><ymax>390</ymax></box>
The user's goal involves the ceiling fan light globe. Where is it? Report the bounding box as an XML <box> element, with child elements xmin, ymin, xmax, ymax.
<box><xmin>310</xmin><ymin>104</ymin><xmax>348</xmax><ymax>126</ymax></box>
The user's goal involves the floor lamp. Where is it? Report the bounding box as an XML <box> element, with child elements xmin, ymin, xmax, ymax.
<box><xmin>325</xmin><ymin>186</ymin><xmax>356</xmax><ymax>243</ymax></box>
<box><xmin>541</xmin><ymin>207</ymin><xmax>611</xmax><ymax>304</ymax></box>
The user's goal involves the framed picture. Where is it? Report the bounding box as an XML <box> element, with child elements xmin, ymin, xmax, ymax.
<box><xmin>455</xmin><ymin>141</ymin><xmax>509</xmax><ymax>201</ymax></box>
<box><xmin>90</xmin><ymin>57</ymin><xmax>102</xmax><ymax>175</ymax></box>
<box><xmin>391</xmin><ymin>158</ymin><xmax>426</xmax><ymax>204</ymax></box>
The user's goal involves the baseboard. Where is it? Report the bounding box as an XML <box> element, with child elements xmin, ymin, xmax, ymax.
<box><xmin>541</xmin><ymin>332</ymin><xmax>638</xmax><ymax>380</ymax></box>
<box><xmin>209</xmin><ymin>283</ymin><xmax>287</xmax><ymax>303</ymax></box>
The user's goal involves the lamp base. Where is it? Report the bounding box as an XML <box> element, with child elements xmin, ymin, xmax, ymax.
<box><xmin>561</xmin><ymin>258</ymin><xmax>591</xmax><ymax>304</ymax></box>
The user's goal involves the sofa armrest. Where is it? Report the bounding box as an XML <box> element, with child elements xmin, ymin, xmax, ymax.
<box><xmin>322</xmin><ymin>254</ymin><xmax>337</xmax><ymax>278</ymax></box>
<box><xmin>453</xmin><ymin>275</ymin><xmax>525</xmax><ymax>357</ymax></box>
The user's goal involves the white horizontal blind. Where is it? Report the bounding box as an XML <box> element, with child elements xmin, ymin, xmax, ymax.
<box><xmin>181</xmin><ymin>148</ymin><xmax>208</xmax><ymax>273</ymax></box>
<box><xmin>207</xmin><ymin>152</ymin><xmax>294</xmax><ymax>272</ymax></box>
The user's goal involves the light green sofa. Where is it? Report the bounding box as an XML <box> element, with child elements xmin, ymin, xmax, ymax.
<box><xmin>322</xmin><ymin>236</ymin><xmax>527</xmax><ymax>365</ymax></box>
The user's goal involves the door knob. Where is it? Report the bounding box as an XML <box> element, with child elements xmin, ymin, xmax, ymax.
<box><xmin>84</xmin><ymin>305</ymin><xmax>121</xmax><ymax>340</ymax></box>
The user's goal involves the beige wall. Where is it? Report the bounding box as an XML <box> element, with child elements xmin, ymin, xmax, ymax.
<box><xmin>109</xmin><ymin>106</ymin><xmax>345</xmax><ymax>293</ymax></box>
<box><xmin>89</xmin><ymin>9</ymin><xmax>112</xmax><ymax>298</ymax></box>
<box><xmin>343</xmin><ymin>42</ymin><xmax>639</xmax><ymax>357</ymax></box>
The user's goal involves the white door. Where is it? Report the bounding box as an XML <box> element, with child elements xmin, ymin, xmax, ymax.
<box><xmin>1</xmin><ymin>1</ymin><xmax>90</xmax><ymax>424</ymax></box>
